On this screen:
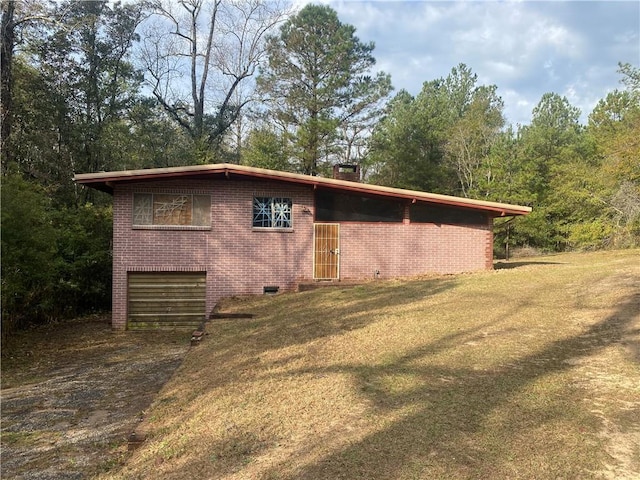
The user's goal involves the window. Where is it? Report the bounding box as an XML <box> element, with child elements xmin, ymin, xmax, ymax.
<box><xmin>409</xmin><ymin>202</ymin><xmax>488</xmax><ymax>225</ymax></box>
<box><xmin>253</xmin><ymin>197</ymin><xmax>292</xmax><ymax>228</ymax></box>
<box><xmin>133</xmin><ymin>193</ymin><xmax>211</xmax><ymax>227</ymax></box>
<box><xmin>315</xmin><ymin>190</ymin><xmax>404</xmax><ymax>222</ymax></box>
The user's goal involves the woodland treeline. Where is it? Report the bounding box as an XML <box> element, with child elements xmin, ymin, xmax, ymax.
<box><xmin>1</xmin><ymin>1</ymin><xmax>639</xmax><ymax>334</ymax></box>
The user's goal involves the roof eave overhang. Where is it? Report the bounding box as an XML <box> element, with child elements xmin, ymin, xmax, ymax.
<box><xmin>74</xmin><ymin>164</ymin><xmax>532</xmax><ymax>217</ymax></box>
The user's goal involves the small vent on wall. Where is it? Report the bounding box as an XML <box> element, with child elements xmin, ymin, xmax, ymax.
<box><xmin>263</xmin><ymin>286</ymin><xmax>279</xmax><ymax>295</ymax></box>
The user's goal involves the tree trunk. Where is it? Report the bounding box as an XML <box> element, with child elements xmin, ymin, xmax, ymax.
<box><xmin>1</xmin><ymin>0</ymin><xmax>15</xmax><ymax>173</ymax></box>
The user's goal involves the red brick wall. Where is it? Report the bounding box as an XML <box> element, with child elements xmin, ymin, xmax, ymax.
<box><xmin>111</xmin><ymin>178</ymin><xmax>493</xmax><ymax>329</ymax></box>
<box><xmin>339</xmin><ymin>221</ymin><xmax>492</xmax><ymax>280</ymax></box>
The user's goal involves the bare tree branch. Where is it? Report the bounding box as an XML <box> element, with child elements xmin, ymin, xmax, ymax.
<box><xmin>139</xmin><ymin>0</ymin><xmax>289</xmax><ymax>158</ymax></box>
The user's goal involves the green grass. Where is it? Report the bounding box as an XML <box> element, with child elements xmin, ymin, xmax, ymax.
<box><xmin>104</xmin><ymin>250</ymin><xmax>640</xmax><ymax>480</ymax></box>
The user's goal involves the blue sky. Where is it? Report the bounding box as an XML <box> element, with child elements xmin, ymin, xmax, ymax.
<box><xmin>296</xmin><ymin>0</ymin><xmax>640</xmax><ymax>125</ymax></box>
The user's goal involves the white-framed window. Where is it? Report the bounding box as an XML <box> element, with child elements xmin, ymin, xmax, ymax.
<box><xmin>133</xmin><ymin>193</ymin><xmax>211</xmax><ymax>227</ymax></box>
<box><xmin>252</xmin><ymin>197</ymin><xmax>292</xmax><ymax>229</ymax></box>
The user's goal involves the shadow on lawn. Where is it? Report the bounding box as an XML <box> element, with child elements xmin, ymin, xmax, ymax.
<box><xmin>185</xmin><ymin>277</ymin><xmax>461</xmax><ymax>404</ymax></box>
<box><xmin>257</xmin><ymin>290</ymin><xmax>640</xmax><ymax>480</ymax></box>
<box><xmin>213</xmin><ymin>276</ymin><xmax>459</xmax><ymax>359</ymax></box>
<box><xmin>494</xmin><ymin>260</ymin><xmax>562</xmax><ymax>270</ymax></box>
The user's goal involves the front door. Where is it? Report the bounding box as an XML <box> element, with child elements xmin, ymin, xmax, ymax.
<box><xmin>314</xmin><ymin>223</ymin><xmax>340</xmax><ymax>280</ymax></box>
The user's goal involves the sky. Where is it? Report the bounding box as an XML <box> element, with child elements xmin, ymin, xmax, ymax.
<box><xmin>295</xmin><ymin>0</ymin><xmax>640</xmax><ymax>126</ymax></box>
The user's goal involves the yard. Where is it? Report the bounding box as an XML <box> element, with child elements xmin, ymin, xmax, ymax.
<box><xmin>1</xmin><ymin>250</ymin><xmax>638</xmax><ymax>479</ymax></box>
<box><xmin>104</xmin><ymin>249</ymin><xmax>639</xmax><ymax>479</ymax></box>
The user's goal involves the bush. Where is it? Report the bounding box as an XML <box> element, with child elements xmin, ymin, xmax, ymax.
<box><xmin>51</xmin><ymin>204</ymin><xmax>113</xmax><ymax>316</ymax></box>
<box><xmin>1</xmin><ymin>175</ymin><xmax>58</xmax><ymax>334</ymax></box>
<box><xmin>2</xmin><ymin>174</ymin><xmax>113</xmax><ymax>343</ymax></box>
<box><xmin>568</xmin><ymin>220</ymin><xmax>615</xmax><ymax>250</ymax></box>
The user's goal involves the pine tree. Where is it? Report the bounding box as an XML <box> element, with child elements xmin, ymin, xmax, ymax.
<box><xmin>257</xmin><ymin>4</ymin><xmax>391</xmax><ymax>175</ymax></box>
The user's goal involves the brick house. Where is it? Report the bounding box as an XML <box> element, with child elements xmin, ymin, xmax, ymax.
<box><xmin>74</xmin><ymin>163</ymin><xmax>531</xmax><ymax>330</ymax></box>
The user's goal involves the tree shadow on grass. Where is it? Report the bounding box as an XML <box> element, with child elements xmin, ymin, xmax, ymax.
<box><xmin>167</xmin><ymin>277</ymin><xmax>461</xmax><ymax>422</ymax></box>
<box><xmin>257</xmin><ymin>291</ymin><xmax>640</xmax><ymax>479</ymax></box>
<box><xmin>208</xmin><ymin>276</ymin><xmax>459</xmax><ymax>367</ymax></box>
<box><xmin>494</xmin><ymin>260</ymin><xmax>562</xmax><ymax>270</ymax></box>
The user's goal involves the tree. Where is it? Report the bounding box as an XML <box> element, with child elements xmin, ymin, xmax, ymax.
<box><xmin>518</xmin><ymin>93</ymin><xmax>582</xmax><ymax>202</ymax></box>
<box><xmin>1</xmin><ymin>0</ymin><xmax>16</xmax><ymax>170</ymax></box>
<box><xmin>50</xmin><ymin>204</ymin><xmax>113</xmax><ymax>317</ymax></box>
<box><xmin>141</xmin><ymin>0</ymin><xmax>288</xmax><ymax>161</ymax></box>
<box><xmin>101</xmin><ymin>98</ymin><xmax>195</xmax><ymax>171</ymax></box>
<box><xmin>1</xmin><ymin>174</ymin><xmax>113</xmax><ymax>340</ymax></box>
<box><xmin>473</xmin><ymin>126</ymin><xmax>531</xmax><ymax>203</ymax></box>
<box><xmin>1</xmin><ymin>0</ymin><xmax>53</xmax><ymax>173</ymax></box>
<box><xmin>473</xmin><ymin>126</ymin><xmax>533</xmax><ymax>258</ymax></box>
<box><xmin>365</xmin><ymin>89</ymin><xmax>414</xmax><ymax>187</ymax></box>
<box><xmin>241</xmin><ymin>125</ymin><xmax>291</xmax><ymax>170</ymax></box>
<box><xmin>589</xmin><ymin>65</ymin><xmax>640</xmax><ymax>186</ymax></box>
<box><xmin>1</xmin><ymin>174</ymin><xmax>58</xmax><ymax>334</ymax></box>
<box><xmin>6</xmin><ymin>0</ymin><xmax>145</xmax><ymax>205</ymax></box>
<box><xmin>586</xmin><ymin>64</ymin><xmax>640</xmax><ymax>247</ymax></box>
<box><xmin>49</xmin><ymin>0</ymin><xmax>145</xmax><ymax>173</ymax></box>
<box><xmin>1</xmin><ymin>1</ymin><xmax>141</xmax><ymax>337</ymax></box>
<box><xmin>366</xmin><ymin>88</ymin><xmax>450</xmax><ymax>191</ymax></box>
<box><xmin>618</xmin><ymin>61</ymin><xmax>640</xmax><ymax>91</ymax></box>
<box><xmin>257</xmin><ymin>3</ymin><xmax>392</xmax><ymax>175</ymax></box>
<box><xmin>367</xmin><ymin>64</ymin><xmax>502</xmax><ymax>195</ymax></box>
<box><xmin>513</xmin><ymin>93</ymin><xmax>588</xmax><ymax>250</ymax></box>
<box><xmin>442</xmin><ymin>66</ymin><xmax>505</xmax><ymax>197</ymax></box>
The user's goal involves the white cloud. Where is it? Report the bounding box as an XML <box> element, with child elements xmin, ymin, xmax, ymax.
<box><xmin>500</xmin><ymin>88</ymin><xmax>537</xmax><ymax>126</ymax></box>
<box><xmin>310</xmin><ymin>0</ymin><xmax>639</xmax><ymax>125</ymax></box>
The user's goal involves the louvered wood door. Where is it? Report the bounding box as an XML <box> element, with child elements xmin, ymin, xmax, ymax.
<box><xmin>128</xmin><ymin>272</ymin><xmax>206</xmax><ymax>330</ymax></box>
<box><xmin>314</xmin><ymin>224</ymin><xmax>340</xmax><ymax>280</ymax></box>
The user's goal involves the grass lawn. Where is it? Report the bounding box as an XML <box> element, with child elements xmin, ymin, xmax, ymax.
<box><xmin>104</xmin><ymin>250</ymin><xmax>640</xmax><ymax>480</ymax></box>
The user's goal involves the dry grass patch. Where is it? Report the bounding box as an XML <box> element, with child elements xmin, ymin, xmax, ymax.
<box><xmin>105</xmin><ymin>250</ymin><xmax>639</xmax><ymax>480</ymax></box>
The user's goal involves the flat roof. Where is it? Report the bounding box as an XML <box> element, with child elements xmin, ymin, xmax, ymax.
<box><xmin>74</xmin><ymin>163</ymin><xmax>532</xmax><ymax>217</ymax></box>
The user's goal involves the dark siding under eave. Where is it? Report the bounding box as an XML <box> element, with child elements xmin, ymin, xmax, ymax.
<box><xmin>315</xmin><ymin>189</ymin><xmax>490</xmax><ymax>226</ymax></box>
<box><xmin>409</xmin><ymin>202</ymin><xmax>489</xmax><ymax>225</ymax></box>
<box><xmin>315</xmin><ymin>189</ymin><xmax>405</xmax><ymax>222</ymax></box>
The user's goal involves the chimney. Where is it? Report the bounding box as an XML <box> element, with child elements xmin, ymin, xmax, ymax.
<box><xmin>332</xmin><ymin>164</ymin><xmax>360</xmax><ymax>182</ymax></box>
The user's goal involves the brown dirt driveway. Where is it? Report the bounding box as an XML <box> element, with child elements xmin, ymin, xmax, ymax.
<box><xmin>1</xmin><ymin>315</ymin><xmax>192</xmax><ymax>479</ymax></box>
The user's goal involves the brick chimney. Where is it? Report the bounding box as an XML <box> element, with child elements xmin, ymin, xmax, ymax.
<box><xmin>332</xmin><ymin>164</ymin><xmax>360</xmax><ymax>182</ymax></box>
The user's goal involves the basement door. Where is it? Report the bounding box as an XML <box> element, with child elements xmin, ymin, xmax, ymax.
<box><xmin>314</xmin><ymin>223</ymin><xmax>340</xmax><ymax>280</ymax></box>
<box><xmin>127</xmin><ymin>272</ymin><xmax>206</xmax><ymax>330</ymax></box>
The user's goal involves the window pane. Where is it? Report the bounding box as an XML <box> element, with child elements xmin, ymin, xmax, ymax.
<box><xmin>253</xmin><ymin>197</ymin><xmax>293</xmax><ymax>228</ymax></box>
<box><xmin>253</xmin><ymin>197</ymin><xmax>272</xmax><ymax>227</ymax></box>
<box><xmin>133</xmin><ymin>193</ymin><xmax>153</xmax><ymax>225</ymax></box>
<box><xmin>273</xmin><ymin>198</ymin><xmax>292</xmax><ymax>228</ymax></box>
<box><xmin>154</xmin><ymin>194</ymin><xmax>192</xmax><ymax>225</ymax></box>
<box><xmin>193</xmin><ymin>195</ymin><xmax>211</xmax><ymax>226</ymax></box>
